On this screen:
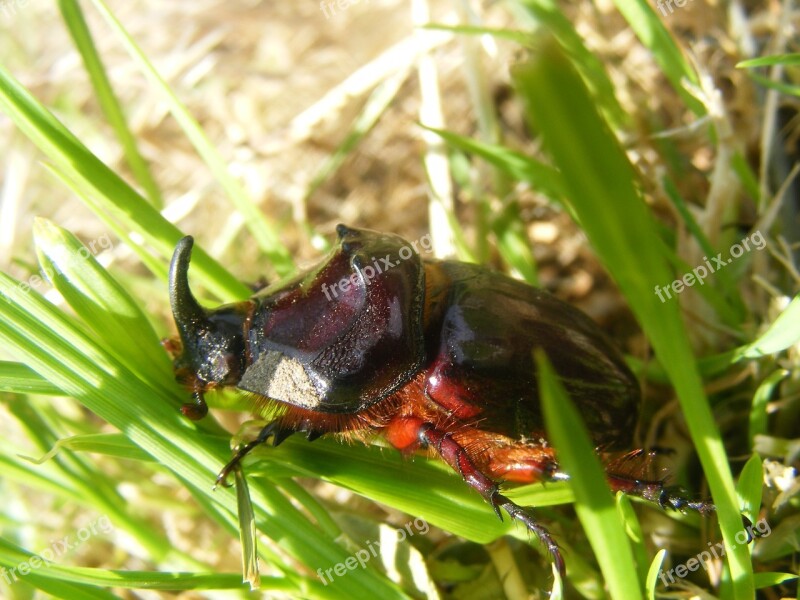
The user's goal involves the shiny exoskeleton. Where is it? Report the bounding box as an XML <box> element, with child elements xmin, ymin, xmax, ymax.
<box><xmin>167</xmin><ymin>225</ymin><xmax>713</xmax><ymax>575</ymax></box>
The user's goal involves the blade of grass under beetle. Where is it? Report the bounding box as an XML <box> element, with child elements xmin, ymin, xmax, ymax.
<box><xmin>19</xmin><ymin>433</ymin><xmax>153</xmax><ymax>464</ymax></box>
<box><xmin>234</xmin><ymin>467</ymin><xmax>260</xmax><ymax>591</ymax></box>
<box><xmin>0</xmin><ymin>276</ymin><xmax>403</xmax><ymax>600</ymax></box>
<box><xmin>537</xmin><ymin>351</ymin><xmax>642</xmax><ymax>596</ymax></box>
<box><xmin>0</xmin><ymin>361</ymin><xmax>64</xmax><ymax>395</ymax></box>
<box><xmin>246</xmin><ymin>436</ymin><xmax>514</xmax><ymax>543</ymax></box>
<box><xmin>244</xmin><ymin>433</ymin><xmax>573</xmax><ymax>550</ymax></box>
<box><xmin>514</xmin><ymin>38</ymin><xmax>753</xmax><ymax>598</ymax></box>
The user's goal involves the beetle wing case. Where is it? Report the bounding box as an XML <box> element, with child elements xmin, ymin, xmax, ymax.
<box><xmin>238</xmin><ymin>225</ymin><xmax>427</xmax><ymax>413</ymax></box>
<box><xmin>423</xmin><ymin>261</ymin><xmax>640</xmax><ymax>449</ymax></box>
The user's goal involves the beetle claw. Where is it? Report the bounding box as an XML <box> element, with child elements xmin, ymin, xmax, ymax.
<box><xmin>212</xmin><ymin>420</ymin><xmax>292</xmax><ymax>490</ymax></box>
<box><xmin>659</xmin><ymin>485</ymin><xmax>716</xmax><ymax>516</ymax></box>
<box><xmin>488</xmin><ymin>490</ymin><xmax>505</xmax><ymax>521</ymax></box>
<box><xmin>214</xmin><ymin>459</ymin><xmax>238</xmax><ymax>489</ymax></box>
<box><xmin>496</xmin><ymin>495</ymin><xmax>565</xmax><ymax>578</ymax></box>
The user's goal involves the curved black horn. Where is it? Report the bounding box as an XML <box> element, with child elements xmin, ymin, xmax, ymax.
<box><xmin>169</xmin><ymin>236</ymin><xmax>208</xmax><ymax>331</ymax></box>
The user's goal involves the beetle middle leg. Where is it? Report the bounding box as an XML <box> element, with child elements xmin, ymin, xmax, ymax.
<box><xmin>215</xmin><ymin>420</ymin><xmax>308</xmax><ymax>488</ymax></box>
<box><xmin>401</xmin><ymin>420</ymin><xmax>565</xmax><ymax>575</ymax></box>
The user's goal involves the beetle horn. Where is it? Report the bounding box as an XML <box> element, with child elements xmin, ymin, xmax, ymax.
<box><xmin>169</xmin><ymin>236</ymin><xmax>210</xmax><ymax>333</ymax></box>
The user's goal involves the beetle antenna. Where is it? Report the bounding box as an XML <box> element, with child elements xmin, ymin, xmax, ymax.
<box><xmin>169</xmin><ymin>236</ymin><xmax>210</xmax><ymax>333</ymax></box>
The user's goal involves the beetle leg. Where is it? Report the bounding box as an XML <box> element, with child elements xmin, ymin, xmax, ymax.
<box><xmin>418</xmin><ymin>423</ymin><xmax>565</xmax><ymax>576</ymax></box>
<box><xmin>181</xmin><ymin>390</ymin><xmax>209</xmax><ymax>420</ymax></box>
<box><xmin>215</xmin><ymin>420</ymin><xmax>296</xmax><ymax>489</ymax></box>
<box><xmin>605</xmin><ymin>473</ymin><xmax>715</xmax><ymax>515</ymax></box>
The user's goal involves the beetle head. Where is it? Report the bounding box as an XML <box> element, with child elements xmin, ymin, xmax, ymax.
<box><xmin>169</xmin><ymin>236</ymin><xmax>248</xmax><ymax>394</ymax></box>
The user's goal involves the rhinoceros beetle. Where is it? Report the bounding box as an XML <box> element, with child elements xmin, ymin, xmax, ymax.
<box><xmin>167</xmin><ymin>224</ymin><xmax>713</xmax><ymax>576</ymax></box>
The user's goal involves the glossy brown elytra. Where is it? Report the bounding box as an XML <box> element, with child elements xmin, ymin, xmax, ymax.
<box><xmin>166</xmin><ymin>224</ymin><xmax>714</xmax><ymax>576</ymax></box>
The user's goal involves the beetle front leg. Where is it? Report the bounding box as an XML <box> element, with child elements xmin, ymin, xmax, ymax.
<box><xmin>417</xmin><ymin>423</ymin><xmax>565</xmax><ymax>576</ymax></box>
<box><xmin>215</xmin><ymin>420</ymin><xmax>297</xmax><ymax>488</ymax></box>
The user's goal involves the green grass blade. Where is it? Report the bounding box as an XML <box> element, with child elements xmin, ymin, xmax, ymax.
<box><xmin>514</xmin><ymin>0</ymin><xmax>630</xmax><ymax>128</ymax></box>
<box><xmin>612</xmin><ymin>0</ymin><xmax>705</xmax><ymax>114</ymax></box>
<box><xmin>305</xmin><ymin>70</ymin><xmax>409</xmax><ymax>202</ymax></box>
<box><xmin>0</xmin><ymin>535</ymin><xmax>288</xmax><ymax>592</ymax></box>
<box><xmin>0</xmin><ymin>361</ymin><xmax>63</xmax><ymax>395</ymax></box>
<box><xmin>32</xmin><ymin>218</ymin><xmax>174</xmax><ymax>386</ymax></box>
<box><xmin>660</xmin><ymin>177</ymin><xmax>746</xmax><ymax>324</ymax></box>
<box><xmin>85</xmin><ymin>0</ymin><xmax>294</xmax><ymax>275</ymax></box>
<box><xmin>537</xmin><ymin>351</ymin><xmax>642</xmax><ymax>596</ymax></box>
<box><xmin>18</xmin><ymin>432</ymin><xmax>153</xmax><ymax>464</ymax></box>
<box><xmin>0</xmin><ymin>268</ymin><xmax>406</xmax><ymax>599</ymax></box>
<box><xmin>57</xmin><ymin>0</ymin><xmax>162</xmax><ymax>208</ymax></box>
<box><xmin>749</xmin><ymin>369</ymin><xmax>787</xmax><ymax>445</ymax></box>
<box><xmin>0</xmin><ymin>64</ymin><xmax>250</xmax><ymax>302</ymax></box>
<box><xmin>737</xmin><ymin>53</ymin><xmax>800</xmax><ymax>68</ymax></box>
<box><xmin>646</xmin><ymin>549</ymin><xmax>667</xmax><ymax>600</ymax></box>
<box><xmin>743</xmin><ymin>72</ymin><xmax>800</xmax><ymax>97</ymax></box>
<box><xmin>422</xmin><ymin>125</ymin><xmax>566</xmax><ymax>203</ymax></box>
<box><xmin>752</xmin><ymin>572</ymin><xmax>799</xmax><ymax>588</ymax></box>
<box><xmin>734</xmin><ymin>293</ymin><xmax>800</xmax><ymax>359</ymax></box>
<box><xmin>245</xmin><ymin>436</ymin><xmax>570</xmax><ymax>544</ymax></box>
<box><xmin>513</xmin><ymin>38</ymin><xmax>753</xmax><ymax>598</ymax></box>
<box><xmin>234</xmin><ymin>468</ymin><xmax>260</xmax><ymax>590</ymax></box>
<box><xmin>736</xmin><ymin>453</ymin><xmax>764</xmax><ymax>524</ymax></box>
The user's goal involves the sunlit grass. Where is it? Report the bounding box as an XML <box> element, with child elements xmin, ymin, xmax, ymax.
<box><xmin>1</xmin><ymin>1</ymin><xmax>798</xmax><ymax>599</ymax></box>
